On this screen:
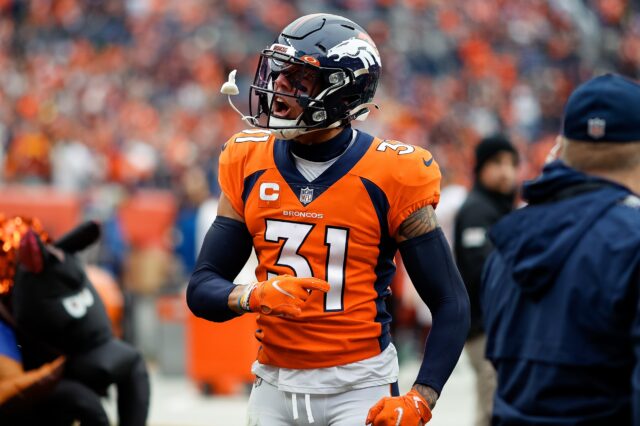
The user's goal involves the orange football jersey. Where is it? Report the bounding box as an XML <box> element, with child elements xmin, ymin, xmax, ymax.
<box><xmin>218</xmin><ymin>129</ymin><xmax>441</xmax><ymax>369</ymax></box>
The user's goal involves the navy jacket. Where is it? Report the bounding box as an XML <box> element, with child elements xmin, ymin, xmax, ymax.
<box><xmin>481</xmin><ymin>161</ymin><xmax>640</xmax><ymax>425</ymax></box>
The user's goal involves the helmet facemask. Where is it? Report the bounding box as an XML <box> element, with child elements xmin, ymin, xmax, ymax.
<box><xmin>249</xmin><ymin>47</ymin><xmax>355</xmax><ymax>139</ymax></box>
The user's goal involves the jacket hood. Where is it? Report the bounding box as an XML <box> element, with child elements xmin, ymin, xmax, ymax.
<box><xmin>489</xmin><ymin>161</ymin><xmax>631</xmax><ymax>296</ymax></box>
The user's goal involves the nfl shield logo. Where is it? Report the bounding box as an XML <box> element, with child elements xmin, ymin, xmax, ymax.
<box><xmin>587</xmin><ymin>117</ymin><xmax>606</xmax><ymax>139</ymax></box>
<box><xmin>299</xmin><ymin>187</ymin><xmax>314</xmax><ymax>205</ymax></box>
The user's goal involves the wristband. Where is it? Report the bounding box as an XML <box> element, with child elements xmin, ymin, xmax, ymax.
<box><xmin>238</xmin><ymin>283</ymin><xmax>256</xmax><ymax>312</ymax></box>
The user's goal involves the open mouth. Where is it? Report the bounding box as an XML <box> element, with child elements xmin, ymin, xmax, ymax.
<box><xmin>272</xmin><ymin>96</ymin><xmax>292</xmax><ymax>118</ymax></box>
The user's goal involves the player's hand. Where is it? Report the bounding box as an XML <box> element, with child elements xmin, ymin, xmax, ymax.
<box><xmin>366</xmin><ymin>389</ymin><xmax>432</xmax><ymax>426</ymax></box>
<box><xmin>243</xmin><ymin>275</ymin><xmax>330</xmax><ymax>318</ymax></box>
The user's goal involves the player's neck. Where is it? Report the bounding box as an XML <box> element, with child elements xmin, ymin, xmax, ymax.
<box><xmin>291</xmin><ymin>126</ymin><xmax>352</xmax><ymax>162</ymax></box>
<box><xmin>294</xmin><ymin>127</ymin><xmax>345</xmax><ymax>145</ymax></box>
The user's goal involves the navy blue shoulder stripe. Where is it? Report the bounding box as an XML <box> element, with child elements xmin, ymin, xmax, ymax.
<box><xmin>242</xmin><ymin>169</ymin><xmax>266</xmax><ymax>204</ymax></box>
<box><xmin>360</xmin><ymin>177</ymin><xmax>390</xmax><ymax>235</ymax></box>
<box><xmin>360</xmin><ymin>176</ymin><xmax>397</xmax><ymax>352</ymax></box>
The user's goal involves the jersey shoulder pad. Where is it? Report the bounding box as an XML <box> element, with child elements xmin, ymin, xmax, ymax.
<box><xmin>368</xmin><ymin>138</ymin><xmax>442</xmax><ymax>236</ymax></box>
<box><xmin>220</xmin><ymin>129</ymin><xmax>275</xmax><ymax>163</ymax></box>
<box><xmin>370</xmin><ymin>138</ymin><xmax>440</xmax><ymax>188</ymax></box>
<box><xmin>218</xmin><ymin>130</ymin><xmax>274</xmax><ymax>217</ymax></box>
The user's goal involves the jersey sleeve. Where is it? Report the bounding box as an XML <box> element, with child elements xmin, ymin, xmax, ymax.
<box><xmin>218</xmin><ymin>130</ymin><xmax>274</xmax><ymax>218</ymax></box>
<box><xmin>218</xmin><ymin>139</ymin><xmax>245</xmax><ymax>218</ymax></box>
<box><xmin>387</xmin><ymin>145</ymin><xmax>441</xmax><ymax>237</ymax></box>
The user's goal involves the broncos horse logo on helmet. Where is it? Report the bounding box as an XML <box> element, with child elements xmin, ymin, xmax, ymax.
<box><xmin>327</xmin><ymin>37</ymin><xmax>381</xmax><ymax>70</ymax></box>
<box><xmin>247</xmin><ymin>13</ymin><xmax>382</xmax><ymax>140</ymax></box>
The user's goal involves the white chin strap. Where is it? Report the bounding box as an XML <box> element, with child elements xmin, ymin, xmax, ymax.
<box><xmin>268</xmin><ymin>103</ymin><xmax>378</xmax><ymax>140</ymax></box>
<box><xmin>268</xmin><ymin>116</ymin><xmax>309</xmax><ymax>140</ymax></box>
<box><xmin>269</xmin><ymin>116</ymin><xmax>348</xmax><ymax>140</ymax></box>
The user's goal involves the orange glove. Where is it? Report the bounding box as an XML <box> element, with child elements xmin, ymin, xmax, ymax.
<box><xmin>240</xmin><ymin>275</ymin><xmax>330</xmax><ymax>318</ymax></box>
<box><xmin>366</xmin><ymin>389</ymin><xmax>432</xmax><ymax>426</ymax></box>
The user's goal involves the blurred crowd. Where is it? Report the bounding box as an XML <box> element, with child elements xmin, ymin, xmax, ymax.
<box><xmin>0</xmin><ymin>0</ymin><xmax>639</xmax><ymax>275</ymax></box>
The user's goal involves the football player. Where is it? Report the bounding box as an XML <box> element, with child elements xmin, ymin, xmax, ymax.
<box><xmin>187</xmin><ymin>13</ymin><xmax>470</xmax><ymax>426</ymax></box>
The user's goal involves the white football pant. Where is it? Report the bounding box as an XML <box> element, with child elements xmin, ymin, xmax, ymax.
<box><xmin>247</xmin><ymin>378</ymin><xmax>392</xmax><ymax>425</ymax></box>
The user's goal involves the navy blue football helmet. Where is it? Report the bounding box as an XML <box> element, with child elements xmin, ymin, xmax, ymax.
<box><xmin>248</xmin><ymin>13</ymin><xmax>382</xmax><ymax>139</ymax></box>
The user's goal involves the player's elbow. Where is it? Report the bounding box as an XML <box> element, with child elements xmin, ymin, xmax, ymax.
<box><xmin>434</xmin><ymin>270</ymin><xmax>471</xmax><ymax>337</ymax></box>
<box><xmin>185</xmin><ymin>276</ymin><xmax>208</xmax><ymax>320</ymax></box>
<box><xmin>186</xmin><ymin>271</ymin><xmax>237</xmax><ymax>323</ymax></box>
<box><xmin>185</xmin><ymin>278</ymin><xmax>200</xmax><ymax>314</ymax></box>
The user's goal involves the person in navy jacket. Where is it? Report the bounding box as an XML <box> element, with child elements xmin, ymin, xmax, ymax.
<box><xmin>481</xmin><ymin>73</ymin><xmax>640</xmax><ymax>425</ymax></box>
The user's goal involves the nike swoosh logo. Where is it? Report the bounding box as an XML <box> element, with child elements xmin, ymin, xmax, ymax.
<box><xmin>423</xmin><ymin>157</ymin><xmax>434</xmax><ymax>167</ymax></box>
<box><xmin>272</xmin><ymin>281</ymin><xmax>295</xmax><ymax>299</ymax></box>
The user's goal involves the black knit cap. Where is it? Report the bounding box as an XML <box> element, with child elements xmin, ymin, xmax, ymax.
<box><xmin>474</xmin><ymin>134</ymin><xmax>518</xmax><ymax>174</ymax></box>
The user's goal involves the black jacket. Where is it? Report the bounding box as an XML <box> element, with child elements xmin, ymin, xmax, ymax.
<box><xmin>454</xmin><ymin>183</ymin><xmax>514</xmax><ymax>339</ymax></box>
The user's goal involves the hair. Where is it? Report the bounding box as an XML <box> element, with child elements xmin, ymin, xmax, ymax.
<box><xmin>561</xmin><ymin>138</ymin><xmax>640</xmax><ymax>173</ymax></box>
